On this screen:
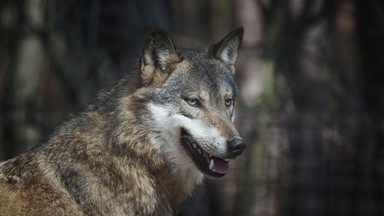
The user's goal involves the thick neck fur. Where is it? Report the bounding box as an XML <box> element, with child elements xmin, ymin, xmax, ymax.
<box><xmin>61</xmin><ymin>79</ymin><xmax>204</xmax><ymax>213</ymax></box>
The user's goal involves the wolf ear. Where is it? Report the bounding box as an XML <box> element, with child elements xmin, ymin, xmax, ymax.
<box><xmin>140</xmin><ymin>28</ymin><xmax>180</xmax><ymax>85</ymax></box>
<box><xmin>209</xmin><ymin>27</ymin><xmax>244</xmax><ymax>75</ymax></box>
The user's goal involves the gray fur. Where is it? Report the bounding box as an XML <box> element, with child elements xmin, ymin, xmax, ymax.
<box><xmin>0</xmin><ymin>27</ymin><xmax>244</xmax><ymax>215</ymax></box>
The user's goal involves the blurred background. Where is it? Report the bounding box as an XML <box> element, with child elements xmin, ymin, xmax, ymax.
<box><xmin>0</xmin><ymin>0</ymin><xmax>383</xmax><ymax>215</ymax></box>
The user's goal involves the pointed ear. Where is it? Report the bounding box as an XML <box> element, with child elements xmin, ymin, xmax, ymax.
<box><xmin>209</xmin><ymin>27</ymin><xmax>244</xmax><ymax>75</ymax></box>
<box><xmin>140</xmin><ymin>28</ymin><xmax>180</xmax><ymax>85</ymax></box>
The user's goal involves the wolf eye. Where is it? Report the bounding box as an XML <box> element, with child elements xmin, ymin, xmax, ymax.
<box><xmin>185</xmin><ymin>98</ymin><xmax>200</xmax><ymax>107</ymax></box>
<box><xmin>225</xmin><ymin>98</ymin><xmax>233</xmax><ymax>107</ymax></box>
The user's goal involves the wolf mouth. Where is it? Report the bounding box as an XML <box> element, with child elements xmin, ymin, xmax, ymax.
<box><xmin>180</xmin><ymin>129</ymin><xmax>230</xmax><ymax>177</ymax></box>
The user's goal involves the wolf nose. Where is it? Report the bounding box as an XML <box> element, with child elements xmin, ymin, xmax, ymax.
<box><xmin>227</xmin><ymin>138</ymin><xmax>246</xmax><ymax>158</ymax></box>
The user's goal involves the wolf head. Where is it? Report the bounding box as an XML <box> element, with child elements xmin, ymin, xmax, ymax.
<box><xmin>138</xmin><ymin>28</ymin><xmax>245</xmax><ymax>178</ymax></box>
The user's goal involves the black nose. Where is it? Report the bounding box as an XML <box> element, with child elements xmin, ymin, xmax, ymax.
<box><xmin>227</xmin><ymin>138</ymin><xmax>246</xmax><ymax>158</ymax></box>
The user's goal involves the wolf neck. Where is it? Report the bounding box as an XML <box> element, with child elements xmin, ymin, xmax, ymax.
<box><xmin>111</xmin><ymin>122</ymin><xmax>202</xmax><ymax>209</ymax></box>
<box><xmin>149</xmin><ymin>130</ymin><xmax>204</xmax><ymax>195</ymax></box>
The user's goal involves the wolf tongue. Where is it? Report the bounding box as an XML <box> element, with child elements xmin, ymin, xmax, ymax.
<box><xmin>213</xmin><ymin>158</ymin><xmax>230</xmax><ymax>174</ymax></box>
<box><xmin>204</xmin><ymin>152</ymin><xmax>230</xmax><ymax>174</ymax></box>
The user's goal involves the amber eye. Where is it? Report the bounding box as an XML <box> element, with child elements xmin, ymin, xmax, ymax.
<box><xmin>225</xmin><ymin>98</ymin><xmax>233</xmax><ymax>107</ymax></box>
<box><xmin>186</xmin><ymin>98</ymin><xmax>199</xmax><ymax>107</ymax></box>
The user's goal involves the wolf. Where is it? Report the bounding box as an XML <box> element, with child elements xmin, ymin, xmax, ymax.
<box><xmin>0</xmin><ymin>27</ymin><xmax>245</xmax><ymax>215</ymax></box>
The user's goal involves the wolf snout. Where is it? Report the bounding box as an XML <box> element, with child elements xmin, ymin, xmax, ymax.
<box><xmin>227</xmin><ymin>138</ymin><xmax>246</xmax><ymax>158</ymax></box>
